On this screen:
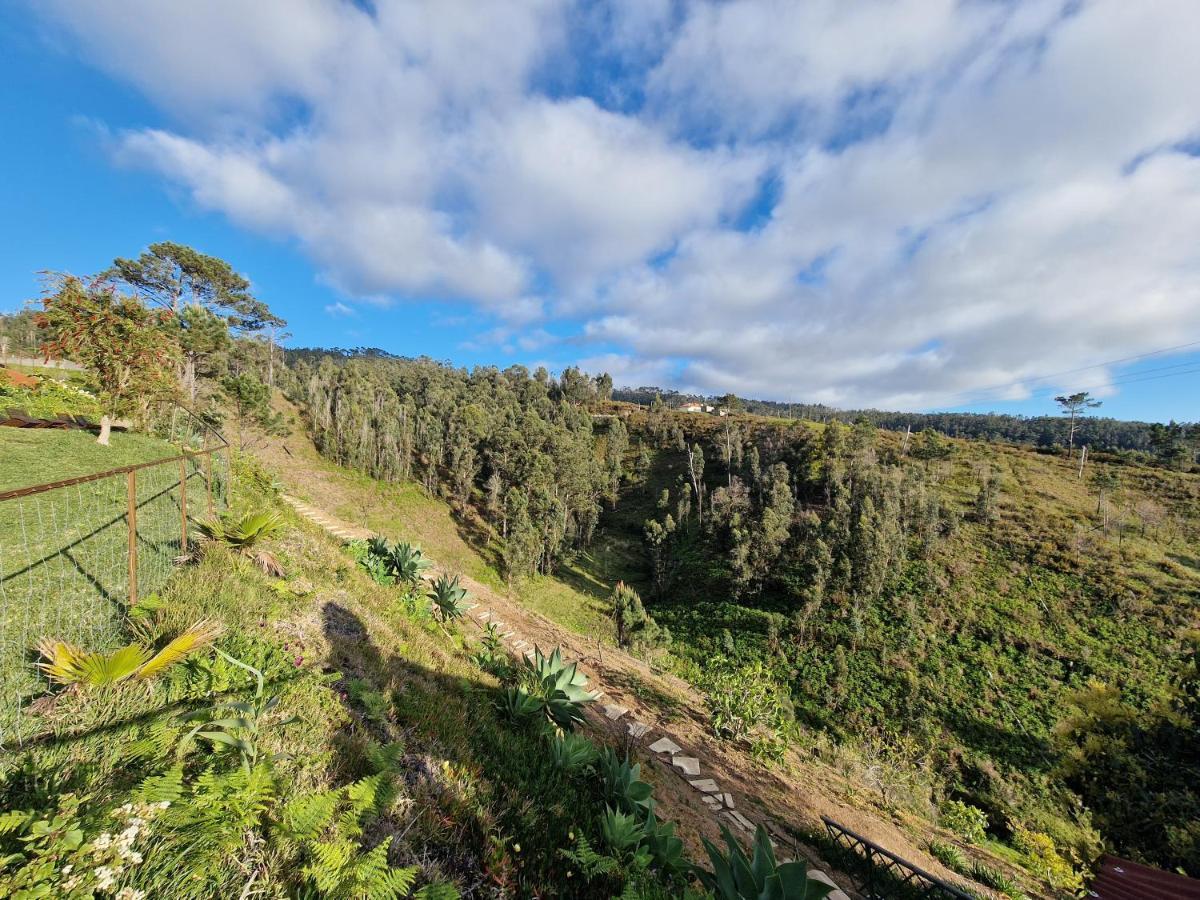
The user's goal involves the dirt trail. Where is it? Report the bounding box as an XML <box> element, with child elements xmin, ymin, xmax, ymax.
<box><xmin>255</xmin><ymin>422</ymin><xmax>1005</xmax><ymax>899</ymax></box>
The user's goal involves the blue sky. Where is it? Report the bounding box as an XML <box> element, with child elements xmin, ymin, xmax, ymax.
<box><xmin>2</xmin><ymin>1</ymin><xmax>1198</xmax><ymax>423</ymax></box>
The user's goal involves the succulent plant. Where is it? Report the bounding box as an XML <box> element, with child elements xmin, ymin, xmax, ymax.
<box><xmin>523</xmin><ymin>645</ymin><xmax>599</xmax><ymax>731</ymax></box>
<box><xmin>427</xmin><ymin>573</ymin><xmax>469</xmax><ymax>621</ymax></box>
<box><xmin>698</xmin><ymin>822</ymin><xmax>833</xmax><ymax>900</ymax></box>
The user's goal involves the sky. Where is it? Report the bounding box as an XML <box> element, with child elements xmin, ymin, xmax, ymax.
<box><xmin>1</xmin><ymin>0</ymin><xmax>1198</xmax><ymax>423</ymax></box>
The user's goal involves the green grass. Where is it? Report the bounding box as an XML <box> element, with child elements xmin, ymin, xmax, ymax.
<box><xmin>0</xmin><ymin>428</ymin><xmax>228</xmax><ymax>740</ymax></box>
<box><xmin>0</xmin><ymin>428</ymin><xmax>177</xmax><ymax>491</ymax></box>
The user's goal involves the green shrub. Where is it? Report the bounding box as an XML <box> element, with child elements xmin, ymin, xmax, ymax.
<box><xmin>940</xmin><ymin>799</ymin><xmax>989</xmax><ymax>844</ymax></box>
<box><xmin>1011</xmin><ymin>824</ymin><xmax>1083</xmax><ymax>893</ymax></box>
<box><xmin>927</xmin><ymin>839</ymin><xmax>968</xmax><ymax>873</ymax></box>
<box><xmin>699</xmin><ymin>660</ymin><xmax>790</xmax><ymax>756</ymax></box>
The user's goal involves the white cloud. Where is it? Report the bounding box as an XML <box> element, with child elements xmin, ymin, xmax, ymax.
<box><xmin>30</xmin><ymin>0</ymin><xmax>1200</xmax><ymax>410</ymax></box>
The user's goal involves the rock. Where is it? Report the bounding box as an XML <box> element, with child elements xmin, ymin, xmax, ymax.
<box><xmin>689</xmin><ymin>778</ymin><xmax>721</xmax><ymax>794</ymax></box>
<box><xmin>729</xmin><ymin>811</ymin><xmax>755</xmax><ymax>831</ymax></box>
<box><xmin>627</xmin><ymin>721</ymin><xmax>652</xmax><ymax>739</ymax></box>
<box><xmin>648</xmin><ymin>737</ymin><xmax>681</xmax><ymax>755</ymax></box>
<box><xmin>671</xmin><ymin>756</ymin><xmax>700</xmax><ymax>776</ymax></box>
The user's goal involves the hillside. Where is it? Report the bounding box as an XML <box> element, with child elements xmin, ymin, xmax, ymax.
<box><xmin>282</xmin><ymin>352</ymin><xmax>1200</xmax><ymax>891</ymax></box>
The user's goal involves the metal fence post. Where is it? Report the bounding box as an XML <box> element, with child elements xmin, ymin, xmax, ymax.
<box><xmin>179</xmin><ymin>458</ymin><xmax>188</xmax><ymax>551</ymax></box>
<box><xmin>127</xmin><ymin>469</ymin><xmax>138</xmax><ymax>605</ymax></box>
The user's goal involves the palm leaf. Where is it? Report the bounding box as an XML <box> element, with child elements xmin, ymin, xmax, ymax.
<box><xmin>136</xmin><ymin>620</ymin><xmax>222</xmax><ymax>679</ymax></box>
<box><xmin>34</xmin><ymin>638</ymin><xmax>89</xmax><ymax>684</ymax></box>
<box><xmin>80</xmin><ymin>644</ymin><xmax>152</xmax><ymax>685</ymax></box>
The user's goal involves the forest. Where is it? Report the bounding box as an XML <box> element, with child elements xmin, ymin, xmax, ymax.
<box><xmin>611</xmin><ymin>386</ymin><xmax>1199</xmax><ymax>461</ymax></box>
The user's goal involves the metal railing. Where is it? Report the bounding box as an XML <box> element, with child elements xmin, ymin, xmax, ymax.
<box><xmin>822</xmin><ymin>817</ymin><xmax>976</xmax><ymax>900</ymax></box>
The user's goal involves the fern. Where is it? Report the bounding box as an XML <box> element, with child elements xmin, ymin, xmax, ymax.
<box><xmin>561</xmin><ymin>832</ymin><xmax>621</xmax><ymax>880</ymax></box>
<box><xmin>413</xmin><ymin>884</ymin><xmax>460</xmax><ymax>900</ymax></box>
<box><xmin>137</xmin><ymin>765</ymin><xmax>185</xmax><ymax>804</ymax></box>
<box><xmin>280</xmin><ymin>789</ymin><xmax>341</xmax><ymax>841</ymax></box>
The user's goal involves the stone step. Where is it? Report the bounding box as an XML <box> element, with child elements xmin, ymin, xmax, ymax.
<box><xmin>627</xmin><ymin>721</ymin><xmax>652</xmax><ymax>739</ymax></box>
<box><xmin>689</xmin><ymin>778</ymin><xmax>721</xmax><ymax>794</ymax></box>
<box><xmin>648</xmin><ymin>737</ymin><xmax>681</xmax><ymax>756</ymax></box>
<box><xmin>671</xmin><ymin>756</ymin><xmax>700</xmax><ymax>776</ymax></box>
<box><xmin>603</xmin><ymin>704</ymin><xmax>629</xmax><ymax>720</ymax></box>
<box><xmin>720</xmin><ymin>792</ymin><xmax>735</xmax><ymax>809</ymax></box>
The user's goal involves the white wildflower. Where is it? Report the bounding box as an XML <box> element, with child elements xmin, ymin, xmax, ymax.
<box><xmin>115</xmin><ymin>888</ymin><xmax>145</xmax><ymax>900</ymax></box>
<box><xmin>119</xmin><ymin>824</ymin><xmax>140</xmax><ymax>844</ymax></box>
<box><xmin>93</xmin><ymin>833</ymin><xmax>114</xmax><ymax>851</ymax></box>
<box><xmin>94</xmin><ymin>866</ymin><xmax>117</xmax><ymax>890</ymax></box>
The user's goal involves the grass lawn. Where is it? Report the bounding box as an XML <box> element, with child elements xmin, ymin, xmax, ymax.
<box><xmin>0</xmin><ymin>427</ymin><xmax>179</xmax><ymax>491</ymax></box>
<box><xmin>0</xmin><ymin>428</ymin><xmax>227</xmax><ymax>740</ymax></box>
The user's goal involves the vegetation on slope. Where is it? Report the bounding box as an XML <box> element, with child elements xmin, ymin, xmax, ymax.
<box><xmin>0</xmin><ymin>454</ymin><xmax>737</xmax><ymax>897</ymax></box>
<box><xmin>283</xmin><ymin>350</ymin><xmax>1200</xmax><ymax>885</ymax></box>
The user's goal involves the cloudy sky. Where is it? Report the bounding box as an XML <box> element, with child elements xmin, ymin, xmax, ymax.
<box><xmin>2</xmin><ymin>0</ymin><xmax>1199</xmax><ymax>419</ymax></box>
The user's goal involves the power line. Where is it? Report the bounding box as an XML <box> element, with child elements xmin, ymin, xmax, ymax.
<box><xmin>940</xmin><ymin>338</ymin><xmax>1200</xmax><ymax>403</ymax></box>
<box><xmin>932</xmin><ymin>339</ymin><xmax>1200</xmax><ymax>409</ymax></box>
<box><xmin>940</xmin><ymin>363</ymin><xmax>1200</xmax><ymax>412</ymax></box>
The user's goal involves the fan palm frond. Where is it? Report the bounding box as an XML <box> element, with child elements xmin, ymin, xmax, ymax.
<box><xmin>136</xmin><ymin>620</ymin><xmax>223</xmax><ymax>679</ymax></box>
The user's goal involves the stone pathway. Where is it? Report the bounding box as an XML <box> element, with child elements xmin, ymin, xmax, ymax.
<box><xmin>285</xmin><ymin>493</ymin><xmax>852</xmax><ymax>899</ymax></box>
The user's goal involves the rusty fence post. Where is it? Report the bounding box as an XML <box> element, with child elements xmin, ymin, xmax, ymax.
<box><xmin>127</xmin><ymin>469</ymin><xmax>138</xmax><ymax>606</ymax></box>
<box><xmin>179</xmin><ymin>458</ymin><xmax>189</xmax><ymax>552</ymax></box>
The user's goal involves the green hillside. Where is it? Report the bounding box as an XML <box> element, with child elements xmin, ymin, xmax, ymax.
<box><xmin>283</xmin><ymin>352</ymin><xmax>1200</xmax><ymax>888</ymax></box>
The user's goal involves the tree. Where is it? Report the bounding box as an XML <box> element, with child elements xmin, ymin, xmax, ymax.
<box><xmin>1149</xmin><ymin>421</ymin><xmax>1190</xmax><ymax>469</ymax></box>
<box><xmin>178</xmin><ymin>304</ymin><xmax>230</xmax><ymax>405</ymax></box>
<box><xmin>36</xmin><ymin>275</ymin><xmax>177</xmax><ymax>444</ymax></box>
<box><xmin>107</xmin><ymin>242</ymin><xmax>281</xmax><ymax>331</ymax></box>
<box><xmin>220</xmin><ymin>372</ymin><xmax>282</xmax><ymax>449</ymax></box>
<box><xmin>1054</xmin><ymin>392</ymin><xmax>1102</xmax><ymax>458</ymax></box>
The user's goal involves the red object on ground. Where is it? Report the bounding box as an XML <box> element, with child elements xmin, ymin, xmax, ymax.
<box><xmin>1089</xmin><ymin>855</ymin><xmax>1200</xmax><ymax>899</ymax></box>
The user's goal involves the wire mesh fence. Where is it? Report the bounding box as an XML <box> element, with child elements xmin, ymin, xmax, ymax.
<box><xmin>0</xmin><ymin>414</ymin><xmax>229</xmax><ymax>744</ymax></box>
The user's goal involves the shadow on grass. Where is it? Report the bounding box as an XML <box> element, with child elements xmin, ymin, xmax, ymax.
<box><xmin>319</xmin><ymin>599</ymin><xmax>625</xmax><ymax>898</ymax></box>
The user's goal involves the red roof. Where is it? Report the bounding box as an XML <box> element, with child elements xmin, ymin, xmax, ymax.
<box><xmin>1089</xmin><ymin>856</ymin><xmax>1200</xmax><ymax>899</ymax></box>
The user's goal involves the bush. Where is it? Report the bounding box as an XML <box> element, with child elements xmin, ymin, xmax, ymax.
<box><xmin>699</xmin><ymin>660</ymin><xmax>790</xmax><ymax>757</ymax></box>
<box><xmin>940</xmin><ymin>800</ymin><xmax>988</xmax><ymax>844</ymax></box>
<box><xmin>927</xmin><ymin>839</ymin><xmax>968</xmax><ymax>873</ymax></box>
<box><xmin>1011</xmin><ymin>824</ymin><xmax>1083</xmax><ymax>893</ymax></box>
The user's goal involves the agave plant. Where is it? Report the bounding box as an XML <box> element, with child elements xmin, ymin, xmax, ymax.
<box><xmin>598</xmin><ymin>747</ymin><xmax>655</xmax><ymax>815</ymax></box>
<box><xmin>198</xmin><ymin>509</ymin><xmax>286</xmax><ymax>576</ymax></box>
<box><xmin>497</xmin><ymin>685</ymin><xmax>542</xmax><ymax>723</ymax></box>
<box><xmin>699</xmin><ymin>823</ymin><xmax>833</xmax><ymax>900</ymax></box>
<box><xmin>428</xmin><ymin>573</ymin><xmax>469</xmax><ymax>622</ymax></box>
<box><xmin>388</xmin><ymin>541</ymin><xmax>432</xmax><ymax>586</ymax></box>
<box><xmin>600</xmin><ymin>806</ymin><xmax>651</xmax><ymax>864</ymax></box>
<box><xmin>524</xmin><ymin>646</ymin><xmax>600</xmax><ymax>731</ymax></box>
<box><xmin>548</xmin><ymin>731</ymin><xmax>600</xmax><ymax>773</ymax></box>
<box><xmin>36</xmin><ymin>621</ymin><xmax>222</xmax><ymax>688</ymax></box>
<box><xmin>641</xmin><ymin>809</ymin><xmax>690</xmax><ymax>876</ymax></box>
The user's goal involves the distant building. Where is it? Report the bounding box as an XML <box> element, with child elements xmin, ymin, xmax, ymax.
<box><xmin>680</xmin><ymin>401</ymin><xmax>705</xmax><ymax>413</ymax></box>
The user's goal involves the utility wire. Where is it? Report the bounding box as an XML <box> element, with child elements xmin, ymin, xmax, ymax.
<box><xmin>930</xmin><ymin>339</ymin><xmax>1200</xmax><ymax>410</ymax></box>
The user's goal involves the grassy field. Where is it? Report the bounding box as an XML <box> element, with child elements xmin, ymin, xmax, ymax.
<box><xmin>0</xmin><ymin>428</ymin><xmax>225</xmax><ymax>739</ymax></box>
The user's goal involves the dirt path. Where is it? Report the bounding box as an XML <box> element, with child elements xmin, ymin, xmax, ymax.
<box><xmin>255</xmin><ymin>417</ymin><xmax>1017</xmax><ymax>899</ymax></box>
